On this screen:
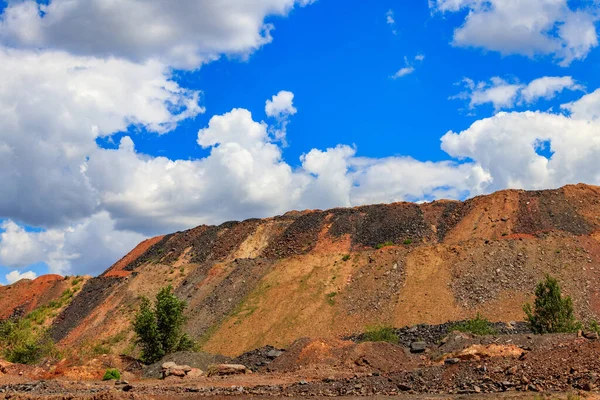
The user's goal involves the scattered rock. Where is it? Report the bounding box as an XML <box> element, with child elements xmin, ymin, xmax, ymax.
<box><xmin>161</xmin><ymin>362</ymin><xmax>200</xmax><ymax>379</ymax></box>
<box><xmin>145</xmin><ymin>351</ymin><xmax>229</xmax><ymax>379</ymax></box>
<box><xmin>444</xmin><ymin>358</ymin><xmax>459</xmax><ymax>365</ymax></box>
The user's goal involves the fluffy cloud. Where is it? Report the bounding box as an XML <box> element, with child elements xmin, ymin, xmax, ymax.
<box><xmin>265</xmin><ymin>91</ymin><xmax>297</xmax><ymax>118</ymax></box>
<box><xmin>5</xmin><ymin>270</ymin><xmax>37</xmax><ymax>284</ymax></box>
<box><xmin>0</xmin><ymin>48</ymin><xmax>202</xmax><ymax>228</ymax></box>
<box><xmin>562</xmin><ymin>88</ymin><xmax>600</xmax><ymax>121</ymax></box>
<box><xmin>441</xmin><ymin>110</ymin><xmax>600</xmax><ymax>191</ymax></box>
<box><xmin>0</xmin><ymin>0</ymin><xmax>314</xmax><ymax>69</ymax></box>
<box><xmin>453</xmin><ymin>76</ymin><xmax>584</xmax><ymax>110</ymax></box>
<box><xmin>521</xmin><ymin>76</ymin><xmax>584</xmax><ymax>104</ymax></box>
<box><xmin>265</xmin><ymin>90</ymin><xmax>298</xmax><ymax>142</ymax></box>
<box><xmin>453</xmin><ymin>77</ymin><xmax>523</xmax><ymax>111</ymax></box>
<box><xmin>430</xmin><ymin>0</ymin><xmax>599</xmax><ymax>66</ymax></box>
<box><xmin>84</xmin><ymin>100</ymin><xmax>494</xmax><ymax>233</ymax></box>
<box><xmin>0</xmin><ymin>212</ymin><xmax>146</xmax><ymax>276</ymax></box>
<box><xmin>0</xmin><ymin>221</ymin><xmax>63</xmax><ymax>269</ymax></box>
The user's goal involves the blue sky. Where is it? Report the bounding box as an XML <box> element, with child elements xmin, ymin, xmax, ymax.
<box><xmin>107</xmin><ymin>0</ymin><xmax>600</xmax><ymax>164</ymax></box>
<box><xmin>1</xmin><ymin>0</ymin><xmax>600</xmax><ymax>283</ymax></box>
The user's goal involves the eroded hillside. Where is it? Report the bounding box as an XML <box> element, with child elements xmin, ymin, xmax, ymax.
<box><xmin>4</xmin><ymin>184</ymin><xmax>600</xmax><ymax>357</ymax></box>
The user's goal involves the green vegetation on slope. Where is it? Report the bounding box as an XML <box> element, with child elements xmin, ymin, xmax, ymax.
<box><xmin>133</xmin><ymin>285</ymin><xmax>196</xmax><ymax>364</ymax></box>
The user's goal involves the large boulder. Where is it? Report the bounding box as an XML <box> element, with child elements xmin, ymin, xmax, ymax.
<box><xmin>207</xmin><ymin>364</ymin><xmax>251</xmax><ymax>377</ymax></box>
<box><xmin>161</xmin><ymin>362</ymin><xmax>202</xmax><ymax>379</ymax></box>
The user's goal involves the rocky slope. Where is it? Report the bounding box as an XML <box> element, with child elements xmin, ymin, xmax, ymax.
<box><xmin>4</xmin><ymin>184</ymin><xmax>600</xmax><ymax>357</ymax></box>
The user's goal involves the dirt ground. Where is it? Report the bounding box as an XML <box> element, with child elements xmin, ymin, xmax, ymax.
<box><xmin>3</xmin><ymin>328</ymin><xmax>600</xmax><ymax>399</ymax></box>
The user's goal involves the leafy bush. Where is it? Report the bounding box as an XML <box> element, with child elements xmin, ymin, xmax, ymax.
<box><xmin>102</xmin><ymin>368</ymin><xmax>121</xmax><ymax>381</ymax></box>
<box><xmin>588</xmin><ymin>320</ymin><xmax>600</xmax><ymax>334</ymax></box>
<box><xmin>133</xmin><ymin>285</ymin><xmax>196</xmax><ymax>364</ymax></box>
<box><xmin>362</xmin><ymin>324</ymin><xmax>399</xmax><ymax>343</ymax></box>
<box><xmin>0</xmin><ymin>319</ymin><xmax>57</xmax><ymax>364</ymax></box>
<box><xmin>450</xmin><ymin>314</ymin><xmax>497</xmax><ymax>335</ymax></box>
<box><xmin>523</xmin><ymin>275</ymin><xmax>580</xmax><ymax>334</ymax></box>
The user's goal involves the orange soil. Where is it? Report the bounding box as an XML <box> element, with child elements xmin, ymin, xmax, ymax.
<box><xmin>103</xmin><ymin>235</ymin><xmax>165</xmax><ymax>277</ymax></box>
<box><xmin>0</xmin><ymin>275</ymin><xmax>71</xmax><ymax>319</ymax></box>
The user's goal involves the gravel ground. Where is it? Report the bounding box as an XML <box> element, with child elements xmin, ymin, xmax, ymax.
<box><xmin>346</xmin><ymin>321</ymin><xmax>532</xmax><ymax>347</ymax></box>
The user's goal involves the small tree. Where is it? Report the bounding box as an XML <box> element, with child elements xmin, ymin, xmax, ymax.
<box><xmin>133</xmin><ymin>285</ymin><xmax>195</xmax><ymax>364</ymax></box>
<box><xmin>523</xmin><ymin>275</ymin><xmax>580</xmax><ymax>334</ymax></box>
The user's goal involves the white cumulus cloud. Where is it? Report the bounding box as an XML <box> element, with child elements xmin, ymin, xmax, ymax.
<box><xmin>0</xmin><ymin>0</ymin><xmax>315</xmax><ymax>69</ymax></box>
<box><xmin>430</xmin><ymin>0</ymin><xmax>599</xmax><ymax>66</ymax></box>
<box><xmin>453</xmin><ymin>76</ymin><xmax>584</xmax><ymax>111</ymax></box>
<box><xmin>0</xmin><ymin>48</ymin><xmax>203</xmax><ymax>228</ymax></box>
<box><xmin>5</xmin><ymin>270</ymin><xmax>37</xmax><ymax>284</ymax></box>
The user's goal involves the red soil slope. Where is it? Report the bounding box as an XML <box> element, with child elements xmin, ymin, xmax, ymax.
<box><xmin>0</xmin><ymin>275</ymin><xmax>78</xmax><ymax>320</ymax></box>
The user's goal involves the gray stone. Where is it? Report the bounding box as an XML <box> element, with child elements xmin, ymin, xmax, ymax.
<box><xmin>266</xmin><ymin>349</ymin><xmax>283</xmax><ymax>359</ymax></box>
<box><xmin>583</xmin><ymin>331</ymin><xmax>599</xmax><ymax>340</ymax></box>
<box><xmin>410</xmin><ymin>341</ymin><xmax>427</xmax><ymax>353</ymax></box>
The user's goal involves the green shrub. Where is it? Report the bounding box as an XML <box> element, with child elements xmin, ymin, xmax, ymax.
<box><xmin>403</xmin><ymin>239</ymin><xmax>412</xmax><ymax>245</ymax></box>
<box><xmin>342</xmin><ymin>254</ymin><xmax>351</xmax><ymax>262</ymax></box>
<box><xmin>362</xmin><ymin>324</ymin><xmax>399</xmax><ymax>343</ymax></box>
<box><xmin>133</xmin><ymin>285</ymin><xmax>197</xmax><ymax>364</ymax></box>
<box><xmin>102</xmin><ymin>368</ymin><xmax>121</xmax><ymax>381</ymax></box>
<box><xmin>375</xmin><ymin>241</ymin><xmax>394</xmax><ymax>249</ymax></box>
<box><xmin>450</xmin><ymin>314</ymin><xmax>497</xmax><ymax>335</ymax></box>
<box><xmin>588</xmin><ymin>320</ymin><xmax>600</xmax><ymax>334</ymax></box>
<box><xmin>0</xmin><ymin>319</ymin><xmax>57</xmax><ymax>364</ymax></box>
<box><xmin>523</xmin><ymin>275</ymin><xmax>580</xmax><ymax>334</ymax></box>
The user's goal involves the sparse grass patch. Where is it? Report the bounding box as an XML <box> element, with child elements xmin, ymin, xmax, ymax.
<box><xmin>450</xmin><ymin>314</ymin><xmax>497</xmax><ymax>336</ymax></box>
<box><xmin>375</xmin><ymin>241</ymin><xmax>394</xmax><ymax>249</ymax></box>
<box><xmin>342</xmin><ymin>254</ymin><xmax>351</xmax><ymax>262</ymax></box>
<box><xmin>326</xmin><ymin>292</ymin><xmax>337</xmax><ymax>306</ymax></box>
<box><xmin>71</xmin><ymin>276</ymin><xmax>83</xmax><ymax>286</ymax></box>
<box><xmin>362</xmin><ymin>324</ymin><xmax>399</xmax><ymax>343</ymax></box>
<box><xmin>403</xmin><ymin>239</ymin><xmax>412</xmax><ymax>245</ymax></box>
